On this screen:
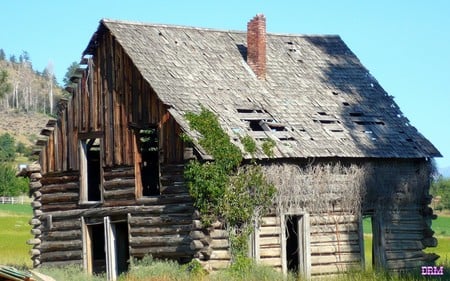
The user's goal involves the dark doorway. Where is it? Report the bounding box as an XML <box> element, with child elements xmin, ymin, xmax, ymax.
<box><xmin>88</xmin><ymin>223</ymin><xmax>106</xmax><ymax>274</ymax></box>
<box><xmin>114</xmin><ymin>222</ymin><xmax>130</xmax><ymax>275</ymax></box>
<box><xmin>285</xmin><ymin>215</ymin><xmax>300</xmax><ymax>273</ymax></box>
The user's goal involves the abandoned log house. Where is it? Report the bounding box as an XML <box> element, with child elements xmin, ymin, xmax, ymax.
<box><xmin>23</xmin><ymin>15</ymin><xmax>441</xmax><ymax>280</ymax></box>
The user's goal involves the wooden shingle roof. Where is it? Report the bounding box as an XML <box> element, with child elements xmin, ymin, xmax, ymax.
<box><xmin>85</xmin><ymin>19</ymin><xmax>441</xmax><ymax>159</ymax></box>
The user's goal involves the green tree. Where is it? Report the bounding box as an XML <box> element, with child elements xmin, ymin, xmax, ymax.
<box><xmin>0</xmin><ymin>49</ymin><xmax>5</xmax><ymax>60</ymax></box>
<box><xmin>0</xmin><ymin>69</ymin><xmax>12</xmax><ymax>99</ymax></box>
<box><xmin>0</xmin><ymin>163</ymin><xmax>28</xmax><ymax>196</ymax></box>
<box><xmin>63</xmin><ymin>61</ymin><xmax>80</xmax><ymax>88</ymax></box>
<box><xmin>0</xmin><ymin>133</ymin><xmax>16</xmax><ymax>162</ymax></box>
<box><xmin>431</xmin><ymin>176</ymin><xmax>450</xmax><ymax>210</ymax></box>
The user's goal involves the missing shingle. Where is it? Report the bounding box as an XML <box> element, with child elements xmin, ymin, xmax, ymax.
<box><xmin>279</xmin><ymin>136</ymin><xmax>295</xmax><ymax>141</ymax></box>
<box><xmin>237</xmin><ymin>109</ymin><xmax>254</xmax><ymax>113</ymax></box>
<box><xmin>317</xmin><ymin>112</ymin><xmax>327</xmax><ymax>116</ymax></box>
<box><xmin>319</xmin><ymin>120</ymin><xmax>337</xmax><ymax>124</ymax></box>
<box><xmin>332</xmin><ymin>92</ymin><xmax>339</xmax><ymax>96</ymax></box>
<box><xmin>354</xmin><ymin>121</ymin><xmax>385</xmax><ymax>126</ymax></box>
<box><xmin>349</xmin><ymin>112</ymin><xmax>364</xmax><ymax>117</ymax></box>
<box><xmin>406</xmin><ymin>138</ymin><xmax>413</xmax><ymax>142</ymax></box>
<box><xmin>286</xmin><ymin>41</ymin><xmax>294</xmax><ymax>45</ymax></box>
<box><xmin>342</xmin><ymin>102</ymin><xmax>350</xmax><ymax>106</ymax></box>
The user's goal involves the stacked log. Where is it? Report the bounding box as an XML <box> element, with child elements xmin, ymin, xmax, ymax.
<box><xmin>26</xmin><ymin>163</ymin><xmax>43</xmax><ymax>267</ymax></box>
<box><xmin>191</xmin><ymin>218</ymin><xmax>231</xmax><ymax>271</ymax></box>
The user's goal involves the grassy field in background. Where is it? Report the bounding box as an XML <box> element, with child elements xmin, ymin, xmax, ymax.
<box><xmin>0</xmin><ymin>204</ymin><xmax>33</xmax><ymax>267</ymax></box>
<box><xmin>0</xmin><ymin>204</ymin><xmax>449</xmax><ymax>279</ymax></box>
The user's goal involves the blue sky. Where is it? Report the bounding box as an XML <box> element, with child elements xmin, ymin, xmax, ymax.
<box><xmin>1</xmin><ymin>1</ymin><xmax>449</xmax><ymax>168</ymax></box>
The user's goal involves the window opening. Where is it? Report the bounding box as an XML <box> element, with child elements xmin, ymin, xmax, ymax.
<box><xmin>80</xmin><ymin>138</ymin><xmax>101</xmax><ymax>202</ymax></box>
<box><xmin>137</xmin><ymin>128</ymin><xmax>160</xmax><ymax>196</ymax></box>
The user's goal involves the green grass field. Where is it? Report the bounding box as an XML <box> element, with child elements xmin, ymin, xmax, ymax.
<box><xmin>0</xmin><ymin>204</ymin><xmax>33</xmax><ymax>267</ymax></box>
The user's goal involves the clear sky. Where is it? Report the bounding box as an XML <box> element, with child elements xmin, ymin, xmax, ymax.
<box><xmin>1</xmin><ymin>1</ymin><xmax>449</xmax><ymax>168</ymax></box>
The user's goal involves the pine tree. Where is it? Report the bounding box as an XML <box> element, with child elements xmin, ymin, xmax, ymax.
<box><xmin>0</xmin><ymin>70</ymin><xmax>12</xmax><ymax>99</ymax></box>
<box><xmin>0</xmin><ymin>49</ymin><xmax>5</xmax><ymax>61</ymax></box>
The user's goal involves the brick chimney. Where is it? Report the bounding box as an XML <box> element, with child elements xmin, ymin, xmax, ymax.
<box><xmin>247</xmin><ymin>14</ymin><xmax>266</xmax><ymax>80</ymax></box>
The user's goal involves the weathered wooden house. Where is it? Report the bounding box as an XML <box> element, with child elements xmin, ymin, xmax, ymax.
<box><xmin>24</xmin><ymin>15</ymin><xmax>441</xmax><ymax>280</ymax></box>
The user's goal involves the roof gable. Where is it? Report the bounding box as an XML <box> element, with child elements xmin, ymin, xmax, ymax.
<box><xmin>85</xmin><ymin>19</ymin><xmax>440</xmax><ymax>159</ymax></box>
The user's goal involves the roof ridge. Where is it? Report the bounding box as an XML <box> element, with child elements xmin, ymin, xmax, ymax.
<box><xmin>100</xmin><ymin>18</ymin><xmax>339</xmax><ymax>38</ymax></box>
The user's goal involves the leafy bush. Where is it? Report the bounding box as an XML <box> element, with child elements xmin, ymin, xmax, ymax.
<box><xmin>184</xmin><ymin>107</ymin><xmax>275</xmax><ymax>257</ymax></box>
<box><xmin>0</xmin><ymin>163</ymin><xmax>28</xmax><ymax>196</ymax></box>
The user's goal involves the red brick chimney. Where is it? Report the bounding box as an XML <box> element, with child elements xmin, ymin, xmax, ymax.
<box><xmin>247</xmin><ymin>14</ymin><xmax>266</xmax><ymax>80</ymax></box>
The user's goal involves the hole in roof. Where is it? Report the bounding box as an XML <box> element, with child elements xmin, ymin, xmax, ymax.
<box><xmin>332</xmin><ymin>92</ymin><xmax>339</xmax><ymax>96</ymax></box>
<box><xmin>288</xmin><ymin>48</ymin><xmax>297</xmax><ymax>52</ymax></box>
<box><xmin>286</xmin><ymin>41</ymin><xmax>294</xmax><ymax>45</ymax></box>
<box><xmin>319</xmin><ymin>120</ymin><xmax>337</xmax><ymax>124</ymax></box>
<box><xmin>279</xmin><ymin>136</ymin><xmax>295</xmax><ymax>141</ymax></box>
<box><xmin>266</xmin><ymin>123</ymin><xmax>287</xmax><ymax>132</ymax></box>
<box><xmin>237</xmin><ymin>108</ymin><xmax>265</xmax><ymax>114</ymax></box>
<box><xmin>237</xmin><ymin>109</ymin><xmax>254</xmax><ymax>113</ymax></box>
<box><xmin>342</xmin><ymin>102</ymin><xmax>350</xmax><ymax>106</ymax></box>
<box><xmin>349</xmin><ymin>112</ymin><xmax>364</xmax><ymax>117</ymax></box>
<box><xmin>248</xmin><ymin>120</ymin><xmax>264</xmax><ymax>131</ymax></box>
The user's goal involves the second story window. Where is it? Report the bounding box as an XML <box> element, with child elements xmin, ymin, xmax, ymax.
<box><xmin>79</xmin><ymin>138</ymin><xmax>102</xmax><ymax>203</ymax></box>
<box><xmin>135</xmin><ymin>127</ymin><xmax>160</xmax><ymax>197</ymax></box>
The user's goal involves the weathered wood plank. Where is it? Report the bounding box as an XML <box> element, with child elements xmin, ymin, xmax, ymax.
<box><xmin>260</xmin><ymin>247</ymin><xmax>281</xmax><ymax>258</ymax></box>
<box><xmin>310</xmin><ymin>215</ymin><xmax>358</xmax><ymax>225</ymax></box>
<box><xmin>44</xmin><ymin>230</ymin><xmax>82</xmax><ymax>241</ymax></box>
<box><xmin>40</xmin><ymin>182</ymin><xmax>79</xmax><ymax>194</ymax></box>
<box><xmin>311</xmin><ymin>253</ymin><xmax>361</xmax><ymax>264</ymax></box>
<box><xmin>311</xmin><ymin>243</ymin><xmax>360</xmax><ymax>255</ymax></box>
<box><xmin>310</xmin><ymin>232</ymin><xmax>359</xmax><ymax>243</ymax></box>
<box><xmin>129</xmin><ymin>236</ymin><xmax>191</xmax><ymax>247</ymax></box>
<box><xmin>130</xmin><ymin>225</ymin><xmax>192</xmax><ymax>236</ymax></box>
<box><xmin>41</xmin><ymin>193</ymin><xmax>78</xmax><ymax>204</ymax></box>
<box><xmin>40</xmin><ymin>240</ymin><xmax>83</xmax><ymax>252</ymax></box>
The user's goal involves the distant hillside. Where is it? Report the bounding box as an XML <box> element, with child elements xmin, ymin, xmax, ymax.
<box><xmin>0</xmin><ymin>109</ymin><xmax>51</xmax><ymax>147</ymax></box>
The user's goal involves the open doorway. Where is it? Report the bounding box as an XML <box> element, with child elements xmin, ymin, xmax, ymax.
<box><xmin>84</xmin><ymin>217</ymin><xmax>130</xmax><ymax>281</ymax></box>
<box><xmin>282</xmin><ymin>213</ymin><xmax>310</xmax><ymax>278</ymax></box>
<box><xmin>362</xmin><ymin>213</ymin><xmax>384</xmax><ymax>270</ymax></box>
<box><xmin>85</xmin><ymin>223</ymin><xmax>106</xmax><ymax>274</ymax></box>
